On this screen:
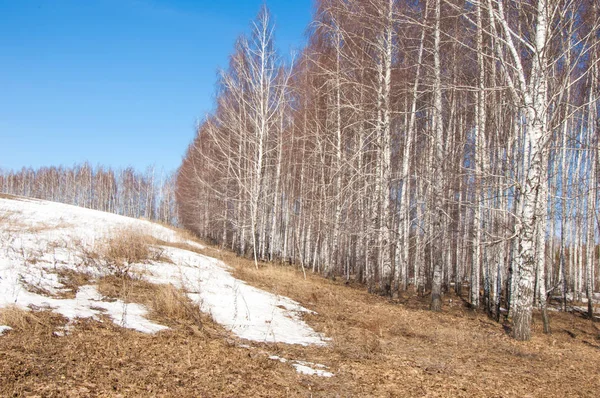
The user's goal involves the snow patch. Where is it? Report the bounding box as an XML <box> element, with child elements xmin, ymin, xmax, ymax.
<box><xmin>0</xmin><ymin>325</ymin><xmax>11</xmax><ymax>335</ymax></box>
<box><xmin>293</xmin><ymin>363</ymin><xmax>334</xmax><ymax>377</ymax></box>
<box><xmin>0</xmin><ymin>197</ymin><xmax>328</xmax><ymax>345</ymax></box>
<box><xmin>267</xmin><ymin>354</ymin><xmax>334</xmax><ymax>377</ymax></box>
<box><xmin>141</xmin><ymin>247</ymin><xmax>327</xmax><ymax>345</ymax></box>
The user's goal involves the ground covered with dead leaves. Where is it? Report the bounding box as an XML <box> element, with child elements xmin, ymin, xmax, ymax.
<box><xmin>2</xmin><ymin>243</ymin><xmax>599</xmax><ymax>397</ymax></box>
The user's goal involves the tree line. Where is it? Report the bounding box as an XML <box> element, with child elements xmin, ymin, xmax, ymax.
<box><xmin>0</xmin><ymin>164</ymin><xmax>178</xmax><ymax>225</ymax></box>
<box><xmin>176</xmin><ymin>0</ymin><xmax>599</xmax><ymax>340</ymax></box>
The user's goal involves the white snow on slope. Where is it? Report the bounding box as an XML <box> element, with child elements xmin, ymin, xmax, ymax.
<box><xmin>139</xmin><ymin>247</ymin><xmax>325</xmax><ymax>345</ymax></box>
<box><xmin>0</xmin><ymin>325</ymin><xmax>11</xmax><ymax>335</ymax></box>
<box><xmin>0</xmin><ymin>196</ymin><xmax>327</xmax><ymax>345</ymax></box>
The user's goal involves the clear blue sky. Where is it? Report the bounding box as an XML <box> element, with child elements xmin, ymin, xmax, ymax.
<box><xmin>0</xmin><ymin>0</ymin><xmax>312</xmax><ymax>173</ymax></box>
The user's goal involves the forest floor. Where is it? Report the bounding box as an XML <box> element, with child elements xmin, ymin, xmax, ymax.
<box><xmin>1</xmin><ymin>199</ymin><xmax>599</xmax><ymax>397</ymax></box>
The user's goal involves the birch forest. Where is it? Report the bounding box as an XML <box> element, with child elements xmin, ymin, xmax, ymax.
<box><xmin>0</xmin><ymin>164</ymin><xmax>178</xmax><ymax>225</ymax></box>
<box><xmin>176</xmin><ymin>0</ymin><xmax>600</xmax><ymax>340</ymax></box>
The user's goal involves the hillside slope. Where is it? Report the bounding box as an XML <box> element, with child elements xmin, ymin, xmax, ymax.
<box><xmin>0</xmin><ymin>195</ymin><xmax>326</xmax><ymax>346</ymax></box>
<box><xmin>1</xmin><ymin>195</ymin><xmax>599</xmax><ymax>397</ymax></box>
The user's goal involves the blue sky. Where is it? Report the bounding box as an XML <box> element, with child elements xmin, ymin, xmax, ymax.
<box><xmin>0</xmin><ymin>0</ymin><xmax>312</xmax><ymax>173</ymax></box>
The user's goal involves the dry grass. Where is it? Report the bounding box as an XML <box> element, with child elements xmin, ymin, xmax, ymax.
<box><xmin>23</xmin><ymin>221</ymin><xmax>73</xmax><ymax>234</ymax></box>
<box><xmin>0</xmin><ymin>209</ymin><xmax>17</xmax><ymax>224</ymax></box>
<box><xmin>0</xmin><ymin>306</ymin><xmax>65</xmax><ymax>336</ymax></box>
<box><xmin>148</xmin><ymin>222</ymin><xmax>207</xmax><ymax>255</ymax></box>
<box><xmin>2</xmin><ymin>233</ymin><xmax>600</xmax><ymax>396</ymax></box>
<box><xmin>87</xmin><ymin>226</ymin><xmax>203</xmax><ymax>327</ymax></box>
<box><xmin>148</xmin><ymin>237</ymin><xmax>204</xmax><ymax>256</ymax></box>
<box><xmin>78</xmin><ymin>227</ymin><xmax>169</xmax><ymax>277</ymax></box>
<box><xmin>102</xmin><ymin>229</ymin><xmax>152</xmax><ymax>265</ymax></box>
<box><xmin>0</xmin><ymin>193</ymin><xmax>23</xmax><ymax>200</ymax></box>
<box><xmin>150</xmin><ymin>284</ymin><xmax>201</xmax><ymax>324</ymax></box>
<box><xmin>0</xmin><ymin>318</ymin><xmax>315</xmax><ymax>397</ymax></box>
<box><xmin>96</xmin><ymin>276</ymin><xmax>204</xmax><ymax>329</ymax></box>
<box><xmin>201</xmin><ymin>244</ymin><xmax>600</xmax><ymax>397</ymax></box>
<box><xmin>0</xmin><ymin>208</ymin><xmax>22</xmax><ymax>233</ymax></box>
<box><xmin>153</xmin><ymin>221</ymin><xmax>200</xmax><ymax>243</ymax></box>
<box><xmin>1</xmin><ymin>206</ymin><xmax>71</xmax><ymax>235</ymax></box>
<box><xmin>53</xmin><ymin>269</ymin><xmax>92</xmax><ymax>299</ymax></box>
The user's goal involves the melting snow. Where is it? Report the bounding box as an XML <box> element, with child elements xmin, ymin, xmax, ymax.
<box><xmin>0</xmin><ymin>197</ymin><xmax>327</xmax><ymax>345</ymax></box>
<box><xmin>292</xmin><ymin>363</ymin><xmax>334</xmax><ymax>377</ymax></box>
<box><xmin>140</xmin><ymin>248</ymin><xmax>326</xmax><ymax>345</ymax></box>
<box><xmin>267</xmin><ymin>355</ymin><xmax>334</xmax><ymax>377</ymax></box>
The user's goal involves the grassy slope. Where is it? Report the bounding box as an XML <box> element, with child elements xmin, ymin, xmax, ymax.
<box><xmin>1</xmin><ymin>230</ymin><xmax>600</xmax><ymax>397</ymax></box>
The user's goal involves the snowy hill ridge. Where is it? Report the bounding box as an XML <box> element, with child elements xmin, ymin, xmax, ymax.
<box><xmin>0</xmin><ymin>196</ymin><xmax>327</xmax><ymax>346</ymax></box>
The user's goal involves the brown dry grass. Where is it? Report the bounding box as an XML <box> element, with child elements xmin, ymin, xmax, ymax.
<box><xmin>0</xmin><ymin>306</ymin><xmax>65</xmax><ymax>336</ymax></box>
<box><xmin>0</xmin><ymin>208</ymin><xmax>23</xmax><ymax>233</ymax></box>
<box><xmin>0</xmin><ymin>193</ymin><xmax>22</xmax><ymax>200</ymax></box>
<box><xmin>0</xmin><ymin>318</ymin><xmax>316</xmax><ymax>397</ymax></box>
<box><xmin>202</xmin><ymin>244</ymin><xmax>600</xmax><ymax>397</ymax></box>
<box><xmin>102</xmin><ymin>229</ymin><xmax>152</xmax><ymax>265</ymax></box>
<box><xmin>1</xmin><ymin>235</ymin><xmax>600</xmax><ymax>397</ymax></box>
<box><xmin>0</xmin><ymin>205</ymin><xmax>71</xmax><ymax>235</ymax></box>
<box><xmin>0</xmin><ymin>209</ymin><xmax>17</xmax><ymax>224</ymax></box>
<box><xmin>150</xmin><ymin>283</ymin><xmax>201</xmax><ymax>324</ymax></box>
<box><xmin>96</xmin><ymin>276</ymin><xmax>204</xmax><ymax>328</ymax></box>
<box><xmin>53</xmin><ymin>269</ymin><xmax>93</xmax><ymax>299</ymax></box>
<box><xmin>77</xmin><ymin>227</ymin><xmax>170</xmax><ymax>278</ymax></box>
<box><xmin>153</xmin><ymin>221</ymin><xmax>200</xmax><ymax>243</ymax></box>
